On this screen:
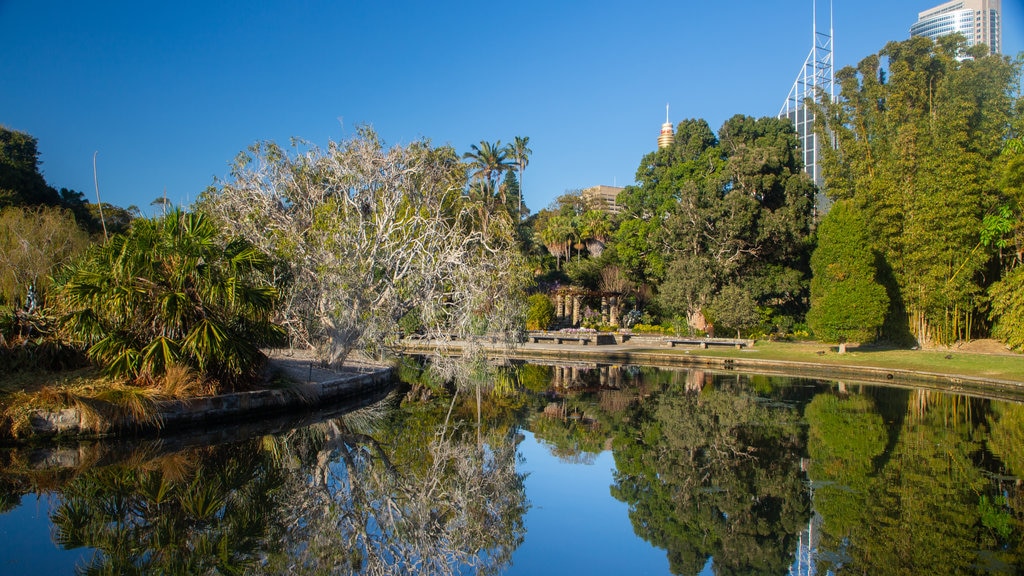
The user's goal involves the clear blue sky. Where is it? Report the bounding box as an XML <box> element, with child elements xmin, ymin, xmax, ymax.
<box><xmin>2</xmin><ymin>0</ymin><xmax>1021</xmax><ymax>215</ymax></box>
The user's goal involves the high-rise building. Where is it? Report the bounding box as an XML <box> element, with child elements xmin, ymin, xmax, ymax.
<box><xmin>910</xmin><ymin>0</ymin><xmax>1001</xmax><ymax>55</ymax></box>
<box><xmin>582</xmin><ymin>185</ymin><xmax>625</xmax><ymax>215</ymax></box>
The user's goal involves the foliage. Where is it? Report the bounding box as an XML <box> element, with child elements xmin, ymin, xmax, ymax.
<box><xmin>807</xmin><ymin>200</ymin><xmax>889</xmax><ymax>346</ymax></box>
<box><xmin>0</xmin><ymin>126</ymin><xmax>60</xmax><ymax>207</ymax></box>
<box><xmin>988</xmin><ymin>265</ymin><xmax>1024</xmax><ymax>352</ymax></box>
<box><xmin>525</xmin><ymin>293</ymin><xmax>555</xmax><ymax>331</ymax></box>
<box><xmin>611</xmin><ymin>377</ymin><xmax>811</xmax><ymax>575</ymax></box>
<box><xmin>200</xmin><ymin>128</ymin><xmax>530</xmax><ymax>366</ymax></box>
<box><xmin>54</xmin><ymin>209</ymin><xmax>286</xmax><ymax>387</ymax></box>
<box><xmin>814</xmin><ymin>36</ymin><xmax>1021</xmax><ymax>345</ymax></box>
<box><xmin>0</xmin><ymin>306</ymin><xmax>86</xmax><ymax>373</ymax></box>
<box><xmin>0</xmin><ymin>205</ymin><xmax>91</xmax><ymax>307</ymax></box>
<box><xmin>709</xmin><ymin>284</ymin><xmax>761</xmax><ymax>338</ymax></box>
<box><xmin>617</xmin><ymin>116</ymin><xmax>815</xmax><ymax>327</ymax></box>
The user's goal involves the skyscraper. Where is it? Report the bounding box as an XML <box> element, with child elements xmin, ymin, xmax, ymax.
<box><xmin>910</xmin><ymin>0</ymin><xmax>1001</xmax><ymax>55</ymax></box>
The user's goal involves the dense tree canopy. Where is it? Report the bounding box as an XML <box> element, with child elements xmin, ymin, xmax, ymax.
<box><xmin>200</xmin><ymin>128</ymin><xmax>529</xmax><ymax>364</ymax></box>
<box><xmin>54</xmin><ymin>210</ymin><xmax>286</xmax><ymax>386</ymax></box>
<box><xmin>807</xmin><ymin>200</ymin><xmax>889</xmax><ymax>351</ymax></box>
<box><xmin>815</xmin><ymin>35</ymin><xmax>1021</xmax><ymax>345</ymax></box>
<box><xmin>616</xmin><ymin>115</ymin><xmax>815</xmax><ymax>333</ymax></box>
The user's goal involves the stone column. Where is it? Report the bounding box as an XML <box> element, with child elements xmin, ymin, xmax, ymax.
<box><xmin>609</xmin><ymin>296</ymin><xmax>620</xmax><ymax>327</ymax></box>
<box><xmin>555</xmin><ymin>293</ymin><xmax>564</xmax><ymax>322</ymax></box>
<box><xmin>572</xmin><ymin>295</ymin><xmax>580</xmax><ymax>326</ymax></box>
<box><xmin>601</xmin><ymin>296</ymin><xmax>609</xmax><ymax>325</ymax></box>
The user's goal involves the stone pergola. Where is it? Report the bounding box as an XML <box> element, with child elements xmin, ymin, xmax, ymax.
<box><xmin>552</xmin><ymin>287</ymin><xmax>623</xmax><ymax>328</ymax></box>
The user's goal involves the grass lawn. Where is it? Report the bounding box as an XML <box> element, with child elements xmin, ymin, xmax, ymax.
<box><xmin>645</xmin><ymin>340</ymin><xmax>1024</xmax><ymax>383</ymax></box>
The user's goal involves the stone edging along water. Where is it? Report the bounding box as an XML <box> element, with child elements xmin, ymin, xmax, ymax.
<box><xmin>21</xmin><ymin>365</ymin><xmax>395</xmax><ymax>441</ymax></box>
<box><xmin>401</xmin><ymin>339</ymin><xmax>1024</xmax><ymax>401</ymax></box>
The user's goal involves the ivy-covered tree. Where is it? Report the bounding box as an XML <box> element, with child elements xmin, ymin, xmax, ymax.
<box><xmin>807</xmin><ymin>201</ymin><xmax>889</xmax><ymax>352</ymax></box>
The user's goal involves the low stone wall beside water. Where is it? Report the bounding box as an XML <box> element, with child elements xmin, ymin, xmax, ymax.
<box><xmin>24</xmin><ymin>354</ymin><xmax>394</xmax><ymax>440</ymax></box>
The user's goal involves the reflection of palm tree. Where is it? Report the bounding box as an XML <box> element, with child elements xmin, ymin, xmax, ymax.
<box><xmin>51</xmin><ymin>445</ymin><xmax>286</xmax><ymax>575</ymax></box>
<box><xmin>506</xmin><ymin>136</ymin><xmax>531</xmax><ymax>221</ymax></box>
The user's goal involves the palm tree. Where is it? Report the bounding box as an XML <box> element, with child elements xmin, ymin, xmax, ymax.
<box><xmin>463</xmin><ymin>141</ymin><xmax>510</xmax><ymax>203</ymax></box>
<box><xmin>580</xmin><ymin>210</ymin><xmax>612</xmax><ymax>257</ymax></box>
<box><xmin>539</xmin><ymin>214</ymin><xmax>574</xmax><ymax>270</ymax></box>
<box><xmin>55</xmin><ymin>209</ymin><xmax>286</xmax><ymax>387</ymax></box>
<box><xmin>506</xmin><ymin>136</ymin><xmax>531</xmax><ymax>221</ymax></box>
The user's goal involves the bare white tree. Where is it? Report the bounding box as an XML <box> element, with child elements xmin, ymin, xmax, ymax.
<box><xmin>199</xmin><ymin>127</ymin><xmax>528</xmax><ymax>365</ymax></box>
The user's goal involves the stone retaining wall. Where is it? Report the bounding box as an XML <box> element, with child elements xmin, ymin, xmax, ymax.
<box><xmin>24</xmin><ymin>366</ymin><xmax>394</xmax><ymax>440</ymax></box>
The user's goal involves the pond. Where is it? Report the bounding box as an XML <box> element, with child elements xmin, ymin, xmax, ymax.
<box><xmin>0</xmin><ymin>360</ymin><xmax>1022</xmax><ymax>575</ymax></box>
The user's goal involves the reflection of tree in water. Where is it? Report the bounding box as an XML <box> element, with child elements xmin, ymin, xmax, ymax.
<box><xmin>269</xmin><ymin>396</ymin><xmax>527</xmax><ymax>575</ymax></box>
<box><xmin>807</xmin><ymin>388</ymin><xmax>1024</xmax><ymax>574</ymax></box>
<box><xmin>44</xmin><ymin>396</ymin><xmax>527</xmax><ymax>575</ymax></box>
<box><xmin>610</xmin><ymin>373</ymin><xmax>811</xmax><ymax>575</ymax></box>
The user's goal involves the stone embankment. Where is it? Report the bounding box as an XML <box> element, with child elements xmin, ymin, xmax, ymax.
<box><xmin>401</xmin><ymin>333</ymin><xmax>1024</xmax><ymax>402</ymax></box>
<box><xmin>22</xmin><ymin>349</ymin><xmax>393</xmax><ymax>440</ymax></box>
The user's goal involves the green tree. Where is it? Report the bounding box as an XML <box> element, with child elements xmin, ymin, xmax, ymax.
<box><xmin>0</xmin><ymin>206</ymin><xmax>90</xmax><ymax>307</ymax></box>
<box><xmin>579</xmin><ymin>209</ymin><xmax>612</xmax><ymax>258</ymax></box>
<box><xmin>616</xmin><ymin>116</ymin><xmax>814</xmax><ymax>329</ymax></box>
<box><xmin>506</xmin><ymin>136</ymin><xmax>531</xmax><ymax>220</ymax></box>
<box><xmin>0</xmin><ymin>127</ymin><xmax>60</xmax><ymax>208</ymax></box>
<box><xmin>815</xmin><ymin>35</ymin><xmax>1020</xmax><ymax>345</ymax></box>
<box><xmin>54</xmin><ymin>209</ymin><xmax>286</xmax><ymax>387</ymax></box>
<box><xmin>807</xmin><ymin>201</ymin><xmax>889</xmax><ymax>352</ymax></box>
<box><xmin>710</xmin><ymin>283</ymin><xmax>760</xmax><ymax>338</ymax></box>
<box><xmin>537</xmin><ymin>213</ymin><xmax>574</xmax><ymax>270</ymax></box>
<box><xmin>525</xmin><ymin>293</ymin><xmax>554</xmax><ymax>330</ymax></box>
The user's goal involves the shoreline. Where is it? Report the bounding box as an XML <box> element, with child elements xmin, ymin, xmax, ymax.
<box><xmin>402</xmin><ymin>336</ymin><xmax>1024</xmax><ymax>402</ymax></box>
<box><xmin>6</xmin><ymin>337</ymin><xmax>1024</xmax><ymax>442</ymax></box>
<box><xmin>10</xmin><ymin>350</ymin><xmax>394</xmax><ymax>442</ymax></box>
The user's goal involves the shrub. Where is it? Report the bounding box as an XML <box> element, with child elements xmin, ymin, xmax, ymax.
<box><xmin>526</xmin><ymin>294</ymin><xmax>555</xmax><ymax>331</ymax></box>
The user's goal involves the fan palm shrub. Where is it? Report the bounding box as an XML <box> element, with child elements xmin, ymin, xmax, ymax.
<box><xmin>54</xmin><ymin>209</ymin><xmax>286</xmax><ymax>389</ymax></box>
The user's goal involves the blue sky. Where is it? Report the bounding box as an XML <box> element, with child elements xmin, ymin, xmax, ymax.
<box><xmin>2</xmin><ymin>0</ymin><xmax>1022</xmax><ymax>215</ymax></box>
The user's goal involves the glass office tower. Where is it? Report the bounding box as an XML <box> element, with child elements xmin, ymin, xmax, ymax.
<box><xmin>910</xmin><ymin>0</ymin><xmax>1001</xmax><ymax>55</ymax></box>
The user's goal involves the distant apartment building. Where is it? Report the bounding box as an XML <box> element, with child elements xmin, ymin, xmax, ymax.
<box><xmin>910</xmin><ymin>0</ymin><xmax>1001</xmax><ymax>55</ymax></box>
<box><xmin>582</xmin><ymin>185</ymin><xmax>625</xmax><ymax>215</ymax></box>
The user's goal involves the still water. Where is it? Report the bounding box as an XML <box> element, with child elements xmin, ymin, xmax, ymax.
<box><xmin>0</xmin><ymin>361</ymin><xmax>1022</xmax><ymax>575</ymax></box>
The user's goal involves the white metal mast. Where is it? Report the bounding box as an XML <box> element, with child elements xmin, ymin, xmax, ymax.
<box><xmin>779</xmin><ymin>0</ymin><xmax>834</xmax><ymax>213</ymax></box>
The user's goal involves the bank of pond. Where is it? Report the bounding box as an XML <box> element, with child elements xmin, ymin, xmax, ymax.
<box><xmin>0</xmin><ymin>360</ymin><xmax>1022</xmax><ymax>575</ymax></box>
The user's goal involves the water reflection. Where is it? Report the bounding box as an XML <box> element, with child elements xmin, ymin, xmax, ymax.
<box><xmin>0</xmin><ymin>388</ymin><xmax>527</xmax><ymax>575</ymax></box>
<box><xmin>0</xmin><ymin>362</ymin><xmax>1022</xmax><ymax>574</ymax></box>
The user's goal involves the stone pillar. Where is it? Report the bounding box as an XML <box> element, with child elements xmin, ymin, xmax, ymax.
<box><xmin>555</xmin><ymin>293</ymin><xmax>564</xmax><ymax>321</ymax></box>
<box><xmin>572</xmin><ymin>295</ymin><xmax>580</xmax><ymax>326</ymax></box>
<box><xmin>609</xmin><ymin>296</ymin><xmax>620</xmax><ymax>327</ymax></box>
<box><xmin>601</xmin><ymin>296</ymin><xmax>609</xmax><ymax>325</ymax></box>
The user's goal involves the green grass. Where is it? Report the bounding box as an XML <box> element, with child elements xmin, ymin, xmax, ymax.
<box><xmin>643</xmin><ymin>340</ymin><xmax>1024</xmax><ymax>383</ymax></box>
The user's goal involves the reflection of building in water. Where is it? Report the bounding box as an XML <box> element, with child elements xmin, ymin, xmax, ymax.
<box><xmin>549</xmin><ymin>363</ymin><xmax>624</xmax><ymax>390</ymax></box>
<box><xmin>788</xmin><ymin>514</ymin><xmax>822</xmax><ymax>576</ymax></box>
<box><xmin>685</xmin><ymin>369</ymin><xmax>710</xmax><ymax>392</ymax></box>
